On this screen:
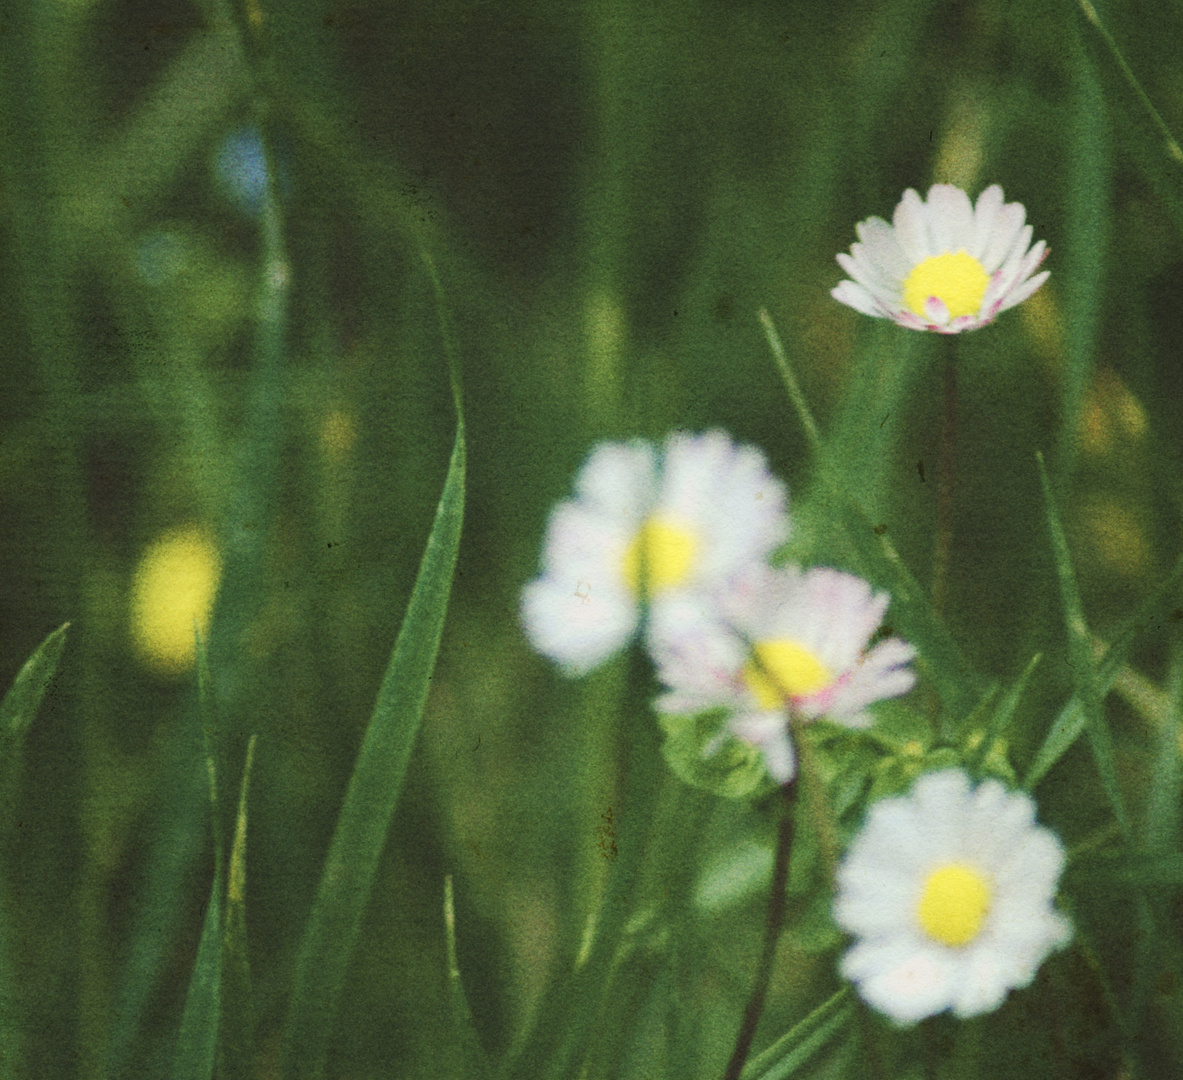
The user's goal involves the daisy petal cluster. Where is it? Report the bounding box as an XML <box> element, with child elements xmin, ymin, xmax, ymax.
<box><xmin>834</xmin><ymin>768</ymin><xmax>1071</xmax><ymax>1023</ymax></box>
<box><xmin>832</xmin><ymin>184</ymin><xmax>1049</xmax><ymax>333</ymax></box>
<box><xmin>520</xmin><ymin>432</ymin><xmax>790</xmax><ymax>676</ymax></box>
<box><xmin>650</xmin><ymin>565</ymin><xmax>916</xmax><ymax>785</ymax></box>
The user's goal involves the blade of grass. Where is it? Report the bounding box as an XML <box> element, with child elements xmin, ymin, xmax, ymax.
<box><xmin>968</xmin><ymin>653</ymin><xmax>1041</xmax><ymax>772</ymax></box>
<box><xmin>759</xmin><ymin>311</ymin><xmax>982</xmax><ymax>718</ymax></box>
<box><xmin>739</xmin><ymin>987</ymin><xmax>853</xmax><ymax>1080</ymax></box>
<box><xmin>1073</xmin><ymin>0</ymin><xmax>1183</xmax><ymax>239</ymax></box>
<box><xmin>1036</xmin><ymin>452</ymin><xmax>1130</xmax><ymax>838</ymax></box>
<box><xmin>170</xmin><ymin>631</ymin><xmax>230</xmax><ymax>1080</ymax></box>
<box><xmin>0</xmin><ymin>622</ymin><xmax>70</xmax><ymax>767</ymax></box>
<box><xmin>1025</xmin><ymin>547</ymin><xmax>1183</xmax><ymax>789</ymax></box>
<box><xmin>1069</xmin><ymin>852</ymin><xmax>1183</xmax><ymax>886</ymax></box>
<box><xmin>443</xmin><ymin>876</ymin><xmax>492</xmax><ymax>1080</ymax></box>
<box><xmin>0</xmin><ymin>623</ymin><xmax>68</xmax><ymax>1079</ymax></box>
<box><xmin>281</xmin><ymin>391</ymin><xmax>465</xmax><ymax>1080</ymax></box>
<box><xmin>219</xmin><ymin>735</ymin><xmax>258</xmax><ymax>1080</ymax></box>
<box><xmin>1055</xmin><ymin>19</ymin><xmax>1110</xmax><ymax>485</ymax></box>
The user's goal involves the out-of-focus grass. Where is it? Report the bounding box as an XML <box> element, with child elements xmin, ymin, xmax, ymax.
<box><xmin>2</xmin><ymin>0</ymin><xmax>1183</xmax><ymax>1076</ymax></box>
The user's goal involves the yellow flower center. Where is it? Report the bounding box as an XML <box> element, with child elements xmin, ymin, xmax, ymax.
<box><xmin>917</xmin><ymin>863</ymin><xmax>992</xmax><ymax>947</ymax></box>
<box><xmin>902</xmin><ymin>251</ymin><xmax>990</xmax><ymax>319</ymax></box>
<box><xmin>621</xmin><ymin>516</ymin><xmax>699</xmax><ymax>596</ymax></box>
<box><xmin>742</xmin><ymin>640</ymin><xmax>833</xmax><ymax>709</ymax></box>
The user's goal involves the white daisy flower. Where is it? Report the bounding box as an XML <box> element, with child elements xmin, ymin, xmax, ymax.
<box><xmin>650</xmin><ymin>566</ymin><xmax>915</xmax><ymax>784</ymax></box>
<box><xmin>834</xmin><ymin>769</ymin><xmax>1072</xmax><ymax>1024</ymax></box>
<box><xmin>832</xmin><ymin>184</ymin><xmax>1049</xmax><ymax>333</ymax></box>
<box><xmin>521</xmin><ymin>432</ymin><xmax>790</xmax><ymax>676</ymax></box>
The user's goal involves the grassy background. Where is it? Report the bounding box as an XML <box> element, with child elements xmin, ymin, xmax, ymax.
<box><xmin>2</xmin><ymin>0</ymin><xmax>1182</xmax><ymax>1076</ymax></box>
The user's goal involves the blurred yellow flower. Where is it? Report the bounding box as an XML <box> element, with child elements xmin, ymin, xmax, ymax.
<box><xmin>130</xmin><ymin>524</ymin><xmax>222</xmax><ymax>675</ymax></box>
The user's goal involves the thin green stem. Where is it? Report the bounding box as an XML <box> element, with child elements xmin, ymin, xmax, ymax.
<box><xmin>932</xmin><ymin>347</ymin><xmax>958</xmax><ymax>624</ymax></box>
<box><xmin>721</xmin><ymin>776</ymin><xmax>798</xmax><ymax>1080</ymax></box>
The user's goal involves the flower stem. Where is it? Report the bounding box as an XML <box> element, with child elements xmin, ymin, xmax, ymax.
<box><xmin>932</xmin><ymin>346</ymin><xmax>958</xmax><ymax>622</ymax></box>
<box><xmin>721</xmin><ymin>775</ymin><xmax>798</xmax><ymax>1080</ymax></box>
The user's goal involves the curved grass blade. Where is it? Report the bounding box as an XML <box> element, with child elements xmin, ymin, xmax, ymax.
<box><xmin>171</xmin><ymin>865</ymin><xmax>224</xmax><ymax>1080</ymax></box>
<box><xmin>281</xmin><ymin>405</ymin><xmax>465</xmax><ymax>1080</ymax></box>
<box><xmin>0</xmin><ymin>624</ymin><xmax>68</xmax><ymax>1080</ymax></box>
<box><xmin>219</xmin><ymin>735</ymin><xmax>258</xmax><ymax>1080</ymax></box>
<box><xmin>759</xmin><ymin>311</ymin><xmax>982</xmax><ymax>717</ymax></box>
<box><xmin>0</xmin><ymin>622</ymin><xmax>69</xmax><ymax>764</ymax></box>
<box><xmin>740</xmin><ymin>987</ymin><xmax>852</xmax><ymax>1080</ymax></box>
<box><xmin>1036</xmin><ymin>453</ymin><xmax>1130</xmax><ymax>838</ymax></box>
<box><xmin>443</xmin><ymin>876</ymin><xmax>491</xmax><ymax>1080</ymax></box>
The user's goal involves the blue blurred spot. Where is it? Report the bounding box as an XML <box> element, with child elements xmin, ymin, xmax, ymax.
<box><xmin>214</xmin><ymin>126</ymin><xmax>271</xmax><ymax>216</ymax></box>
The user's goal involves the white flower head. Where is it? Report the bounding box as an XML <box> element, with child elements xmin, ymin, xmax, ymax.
<box><xmin>832</xmin><ymin>184</ymin><xmax>1049</xmax><ymax>333</ymax></box>
<box><xmin>650</xmin><ymin>565</ymin><xmax>915</xmax><ymax>785</ymax></box>
<box><xmin>834</xmin><ymin>769</ymin><xmax>1072</xmax><ymax>1024</ymax></box>
<box><xmin>521</xmin><ymin>432</ymin><xmax>790</xmax><ymax>675</ymax></box>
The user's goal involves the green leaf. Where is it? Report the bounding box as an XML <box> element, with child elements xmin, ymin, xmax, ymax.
<box><xmin>657</xmin><ymin>708</ymin><xmax>775</xmax><ymax>801</ymax></box>
<box><xmin>740</xmin><ymin>987</ymin><xmax>852</xmax><ymax>1080</ymax></box>
<box><xmin>281</xmin><ymin>408</ymin><xmax>465</xmax><ymax>1080</ymax></box>
<box><xmin>1036</xmin><ymin>452</ymin><xmax>1130</xmax><ymax>838</ymax></box>
<box><xmin>443</xmin><ymin>876</ymin><xmax>492</xmax><ymax>1080</ymax></box>
<box><xmin>0</xmin><ymin>622</ymin><xmax>69</xmax><ymax>762</ymax></box>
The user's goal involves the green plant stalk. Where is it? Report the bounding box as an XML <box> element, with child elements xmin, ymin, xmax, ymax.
<box><xmin>932</xmin><ymin>344</ymin><xmax>958</xmax><ymax>624</ymax></box>
<box><xmin>722</xmin><ymin>775</ymin><xmax>799</xmax><ymax>1080</ymax></box>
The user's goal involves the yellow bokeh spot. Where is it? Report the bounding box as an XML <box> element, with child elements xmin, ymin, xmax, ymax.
<box><xmin>130</xmin><ymin>525</ymin><xmax>221</xmax><ymax>676</ymax></box>
<box><xmin>621</xmin><ymin>517</ymin><xmax>699</xmax><ymax>597</ymax></box>
<box><xmin>320</xmin><ymin>408</ymin><xmax>358</xmax><ymax>461</ymax></box>
<box><xmin>903</xmin><ymin>251</ymin><xmax>990</xmax><ymax>319</ymax></box>
<box><xmin>917</xmin><ymin>864</ymin><xmax>992</xmax><ymax>947</ymax></box>
<box><xmin>749</xmin><ymin>639</ymin><xmax>832</xmax><ymax>703</ymax></box>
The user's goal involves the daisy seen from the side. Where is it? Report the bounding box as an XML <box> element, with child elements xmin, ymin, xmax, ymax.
<box><xmin>831</xmin><ymin>184</ymin><xmax>1049</xmax><ymax>333</ymax></box>
<box><xmin>520</xmin><ymin>431</ymin><xmax>790</xmax><ymax>676</ymax></box>
<box><xmin>651</xmin><ymin>564</ymin><xmax>916</xmax><ymax>786</ymax></box>
<box><xmin>834</xmin><ymin>768</ymin><xmax>1072</xmax><ymax>1024</ymax></box>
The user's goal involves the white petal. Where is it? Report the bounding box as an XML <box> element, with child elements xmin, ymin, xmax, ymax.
<box><xmin>926</xmin><ymin>184</ymin><xmax>976</xmax><ymax>252</ymax></box>
<box><xmin>979</xmin><ymin>201</ymin><xmax>1026</xmax><ymax>273</ymax></box>
<box><xmin>856</xmin><ymin>217</ymin><xmax>912</xmax><ymax>281</ymax></box>
<box><xmin>997</xmin><ymin>268</ymin><xmax>1049</xmax><ymax>312</ymax></box>
<box><xmin>892</xmin><ymin>188</ymin><xmax>932</xmax><ymax>263</ymax></box>
<box><xmin>970</xmin><ymin>185</ymin><xmax>1005</xmax><ymax>260</ymax></box>
<box><xmin>846</xmin><ymin>939</ymin><xmax>961</xmax><ymax>1024</ymax></box>
<box><xmin>574</xmin><ymin>440</ymin><xmax>658</xmax><ymax>519</ymax></box>
<box><xmin>520</xmin><ymin>577</ymin><xmax>637</xmax><ymax>675</ymax></box>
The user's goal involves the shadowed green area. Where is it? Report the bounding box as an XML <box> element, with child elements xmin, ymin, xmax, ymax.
<box><xmin>2</xmin><ymin>0</ymin><xmax>1183</xmax><ymax>1077</ymax></box>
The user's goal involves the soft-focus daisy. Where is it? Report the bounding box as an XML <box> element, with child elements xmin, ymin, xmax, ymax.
<box><xmin>521</xmin><ymin>432</ymin><xmax>790</xmax><ymax>676</ymax></box>
<box><xmin>832</xmin><ymin>184</ymin><xmax>1049</xmax><ymax>333</ymax></box>
<box><xmin>650</xmin><ymin>565</ymin><xmax>915</xmax><ymax>784</ymax></box>
<box><xmin>834</xmin><ymin>769</ymin><xmax>1072</xmax><ymax>1023</ymax></box>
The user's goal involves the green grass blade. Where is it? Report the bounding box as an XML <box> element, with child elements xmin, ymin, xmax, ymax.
<box><xmin>0</xmin><ymin>622</ymin><xmax>69</xmax><ymax>762</ymax></box>
<box><xmin>219</xmin><ymin>734</ymin><xmax>258</xmax><ymax>1080</ymax></box>
<box><xmin>0</xmin><ymin>627</ymin><xmax>66</xmax><ymax>1080</ymax></box>
<box><xmin>1056</xmin><ymin>20</ymin><xmax>1110</xmax><ymax>484</ymax></box>
<box><xmin>759</xmin><ymin>311</ymin><xmax>982</xmax><ymax>717</ymax></box>
<box><xmin>1036</xmin><ymin>452</ymin><xmax>1129</xmax><ymax>839</ymax></box>
<box><xmin>170</xmin><ymin>865</ymin><xmax>224</xmax><ymax>1080</ymax></box>
<box><xmin>443</xmin><ymin>876</ymin><xmax>492</xmax><ymax>1080</ymax></box>
<box><xmin>281</xmin><ymin>410</ymin><xmax>465</xmax><ymax>1080</ymax></box>
<box><xmin>740</xmin><ymin>987</ymin><xmax>852</xmax><ymax>1080</ymax></box>
<box><xmin>1070</xmin><ymin>852</ymin><xmax>1183</xmax><ymax>887</ymax></box>
<box><xmin>1026</xmin><ymin>548</ymin><xmax>1183</xmax><ymax>789</ymax></box>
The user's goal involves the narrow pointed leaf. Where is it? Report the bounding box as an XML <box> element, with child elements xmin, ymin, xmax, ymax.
<box><xmin>282</xmin><ymin>409</ymin><xmax>465</xmax><ymax>1080</ymax></box>
<box><xmin>219</xmin><ymin>735</ymin><xmax>258</xmax><ymax>1080</ymax></box>
<box><xmin>0</xmin><ymin>622</ymin><xmax>69</xmax><ymax>759</ymax></box>
<box><xmin>443</xmin><ymin>876</ymin><xmax>492</xmax><ymax>1079</ymax></box>
<box><xmin>1036</xmin><ymin>452</ymin><xmax>1129</xmax><ymax>838</ymax></box>
<box><xmin>740</xmin><ymin>987</ymin><xmax>852</xmax><ymax>1080</ymax></box>
<box><xmin>170</xmin><ymin>869</ymin><xmax>224</xmax><ymax>1080</ymax></box>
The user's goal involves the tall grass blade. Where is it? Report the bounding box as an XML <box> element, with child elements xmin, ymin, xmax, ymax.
<box><xmin>740</xmin><ymin>987</ymin><xmax>852</xmax><ymax>1080</ymax></box>
<box><xmin>281</xmin><ymin>407</ymin><xmax>465</xmax><ymax>1080</ymax></box>
<box><xmin>443</xmin><ymin>876</ymin><xmax>491</xmax><ymax>1080</ymax></box>
<box><xmin>0</xmin><ymin>622</ymin><xmax>69</xmax><ymax>764</ymax></box>
<box><xmin>1036</xmin><ymin>452</ymin><xmax>1129</xmax><ymax>837</ymax></box>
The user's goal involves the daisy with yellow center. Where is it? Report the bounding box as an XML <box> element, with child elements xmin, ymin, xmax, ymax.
<box><xmin>650</xmin><ymin>565</ymin><xmax>915</xmax><ymax>785</ymax></box>
<box><xmin>834</xmin><ymin>769</ymin><xmax>1071</xmax><ymax>1023</ymax></box>
<box><xmin>520</xmin><ymin>432</ymin><xmax>790</xmax><ymax>676</ymax></box>
<box><xmin>832</xmin><ymin>184</ymin><xmax>1049</xmax><ymax>333</ymax></box>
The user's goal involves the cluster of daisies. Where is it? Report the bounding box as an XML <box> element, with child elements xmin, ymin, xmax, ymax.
<box><xmin>520</xmin><ymin>185</ymin><xmax>1068</xmax><ymax>1026</ymax></box>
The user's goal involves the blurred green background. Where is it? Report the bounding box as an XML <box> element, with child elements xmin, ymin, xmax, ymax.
<box><xmin>2</xmin><ymin>0</ymin><xmax>1183</xmax><ymax>1076</ymax></box>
